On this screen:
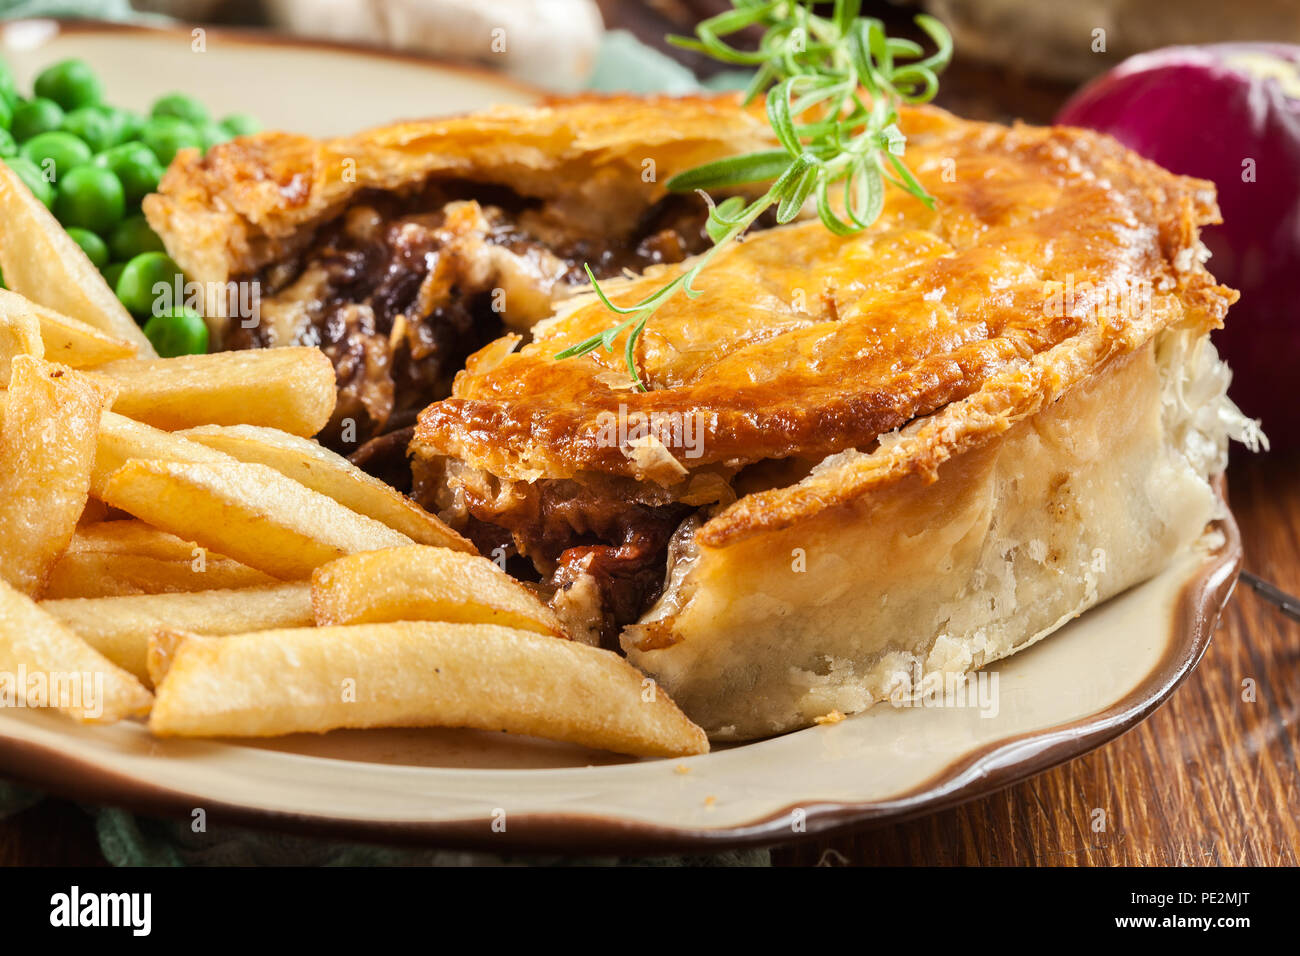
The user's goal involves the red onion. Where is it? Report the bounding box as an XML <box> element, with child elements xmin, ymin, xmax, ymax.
<box><xmin>1057</xmin><ymin>44</ymin><xmax>1300</xmax><ymax>448</ymax></box>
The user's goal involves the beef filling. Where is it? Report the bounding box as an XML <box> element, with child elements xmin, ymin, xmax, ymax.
<box><xmin>229</xmin><ymin>181</ymin><xmax>771</xmax><ymax>638</ymax></box>
<box><xmin>229</xmin><ymin>182</ymin><xmax>717</xmax><ymax>459</ymax></box>
<box><xmin>413</xmin><ymin>457</ymin><xmax>695</xmax><ymax>646</ymax></box>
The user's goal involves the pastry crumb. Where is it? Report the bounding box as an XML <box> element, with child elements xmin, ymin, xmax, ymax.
<box><xmin>814</xmin><ymin>710</ymin><xmax>846</xmax><ymax>725</ymax></box>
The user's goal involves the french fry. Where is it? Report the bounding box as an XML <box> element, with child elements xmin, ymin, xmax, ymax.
<box><xmin>91</xmin><ymin>410</ymin><xmax>233</xmax><ymax>498</ymax></box>
<box><xmin>0</xmin><ymin>357</ymin><xmax>114</xmax><ymax>596</ymax></box>
<box><xmin>0</xmin><ymin>301</ymin><xmax>42</xmax><ymax>386</ymax></box>
<box><xmin>42</xmin><ymin>583</ymin><xmax>313</xmax><ymax>684</ymax></box>
<box><xmin>101</xmin><ymin>460</ymin><xmax>412</xmax><ymax>579</ymax></box>
<box><xmin>312</xmin><ymin>546</ymin><xmax>564</xmax><ymax>637</ymax></box>
<box><xmin>0</xmin><ymin>578</ymin><xmax>152</xmax><ymax>722</ymax></box>
<box><xmin>177</xmin><ymin>425</ymin><xmax>473</xmax><ymax>552</ymax></box>
<box><xmin>4</xmin><ymin>400</ymin><xmax>227</xmax><ymax>499</ymax></box>
<box><xmin>147</xmin><ymin>622</ymin><xmax>709</xmax><ymax>757</ymax></box>
<box><xmin>26</xmin><ymin>304</ymin><xmax>136</xmax><ymax>369</ymax></box>
<box><xmin>88</xmin><ymin>348</ymin><xmax>336</xmax><ymax>435</ymax></box>
<box><xmin>43</xmin><ymin>520</ymin><xmax>277</xmax><ymax>599</ymax></box>
<box><xmin>0</xmin><ymin>161</ymin><xmax>154</xmax><ymax>356</ymax></box>
<box><xmin>0</xmin><ymin>290</ymin><xmax>136</xmax><ymax>372</ymax></box>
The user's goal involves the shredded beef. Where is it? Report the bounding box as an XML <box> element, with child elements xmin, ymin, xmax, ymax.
<box><xmin>412</xmin><ymin>455</ymin><xmax>691</xmax><ymax>644</ymax></box>
<box><xmin>226</xmin><ymin>181</ymin><xmax>739</xmax><ymax>629</ymax></box>
<box><xmin>229</xmin><ymin>184</ymin><xmax>716</xmax><ymax>467</ymax></box>
<box><xmin>544</xmin><ymin>525</ymin><xmax>685</xmax><ymax>650</ymax></box>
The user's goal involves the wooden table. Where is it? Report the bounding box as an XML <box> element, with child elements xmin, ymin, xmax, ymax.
<box><xmin>2</xmin><ymin>453</ymin><xmax>1295</xmax><ymax>866</ymax></box>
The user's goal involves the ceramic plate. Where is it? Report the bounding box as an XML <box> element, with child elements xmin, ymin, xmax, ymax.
<box><xmin>0</xmin><ymin>21</ymin><xmax>1243</xmax><ymax>853</ymax></box>
<box><xmin>0</xmin><ymin>19</ymin><xmax>539</xmax><ymax>135</ymax></box>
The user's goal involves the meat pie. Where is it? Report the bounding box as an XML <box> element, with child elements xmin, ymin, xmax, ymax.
<box><xmin>147</xmin><ymin>95</ymin><xmax>1253</xmax><ymax>739</ymax></box>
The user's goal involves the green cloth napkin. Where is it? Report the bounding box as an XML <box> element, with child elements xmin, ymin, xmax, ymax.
<box><xmin>0</xmin><ymin>3</ymin><xmax>770</xmax><ymax>867</ymax></box>
<box><xmin>92</xmin><ymin>808</ymin><xmax>769</xmax><ymax>866</ymax></box>
<box><xmin>0</xmin><ymin>776</ymin><xmax>768</xmax><ymax>866</ymax></box>
<box><xmin>0</xmin><ymin>782</ymin><xmax>767</xmax><ymax>865</ymax></box>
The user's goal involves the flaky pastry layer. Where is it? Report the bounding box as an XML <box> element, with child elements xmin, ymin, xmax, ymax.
<box><xmin>411</xmin><ymin>102</ymin><xmax>1234</xmax><ymax>541</ymax></box>
<box><xmin>144</xmin><ymin>94</ymin><xmax>774</xmax><ymax>291</ymax></box>
<box><xmin>626</xmin><ymin>329</ymin><xmax>1232</xmax><ymax>737</ymax></box>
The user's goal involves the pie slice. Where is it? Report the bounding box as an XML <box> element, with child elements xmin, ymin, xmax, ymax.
<box><xmin>148</xmin><ymin>95</ymin><xmax>1254</xmax><ymax>739</ymax></box>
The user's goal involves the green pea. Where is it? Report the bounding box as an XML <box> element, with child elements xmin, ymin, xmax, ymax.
<box><xmin>90</xmin><ymin>105</ymin><xmax>143</xmax><ymax>147</ymax></box>
<box><xmin>108</xmin><ymin>215</ymin><xmax>165</xmax><ymax>261</ymax></box>
<box><xmin>66</xmin><ymin>226</ymin><xmax>109</xmax><ymax>268</ymax></box>
<box><xmin>20</xmin><ymin>131</ymin><xmax>92</xmax><ymax>178</ymax></box>
<box><xmin>143</xmin><ymin>305</ymin><xmax>208</xmax><ymax>358</ymax></box>
<box><xmin>219</xmin><ymin>113</ymin><xmax>260</xmax><ymax>138</ymax></box>
<box><xmin>61</xmin><ymin>106</ymin><xmax>115</xmax><ymax>153</ymax></box>
<box><xmin>198</xmin><ymin>122</ymin><xmax>230</xmax><ymax>152</ymax></box>
<box><xmin>4</xmin><ymin>156</ymin><xmax>54</xmax><ymax>207</ymax></box>
<box><xmin>112</xmin><ymin>109</ymin><xmax>147</xmax><ymax>146</ymax></box>
<box><xmin>114</xmin><ymin>251</ymin><xmax>183</xmax><ymax>317</ymax></box>
<box><xmin>93</xmin><ymin>142</ymin><xmax>162</xmax><ymax>204</ymax></box>
<box><xmin>10</xmin><ymin>98</ymin><xmax>64</xmax><ymax>143</ymax></box>
<box><xmin>89</xmin><ymin>105</ymin><xmax>124</xmax><ymax>143</ymax></box>
<box><xmin>140</xmin><ymin>116</ymin><xmax>201</xmax><ymax>166</ymax></box>
<box><xmin>53</xmin><ymin>164</ymin><xmax>125</xmax><ymax>234</ymax></box>
<box><xmin>151</xmin><ymin>93</ymin><xmax>209</xmax><ymax>127</ymax></box>
<box><xmin>34</xmin><ymin>59</ymin><xmax>103</xmax><ymax>111</ymax></box>
<box><xmin>0</xmin><ymin>129</ymin><xmax>17</xmax><ymax>158</ymax></box>
<box><xmin>101</xmin><ymin>261</ymin><xmax>126</xmax><ymax>290</ymax></box>
<box><xmin>0</xmin><ymin>96</ymin><xmax>11</xmax><ymax>132</ymax></box>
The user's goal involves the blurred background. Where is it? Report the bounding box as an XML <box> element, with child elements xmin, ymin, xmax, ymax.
<box><xmin>102</xmin><ymin>0</ymin><xmax>1300</xmax><ymax>121</ymax></box>
<box><xmin>0</xmin><ymin>0</ymin><xmax>1288</xmax><ymax>119</ymax></box>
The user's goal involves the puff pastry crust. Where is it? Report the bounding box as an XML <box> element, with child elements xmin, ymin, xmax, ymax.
<box><xmin>144</xmin><ymin>94</ymin><xmax>775</xmax><ymax>290</ymax></box>
<box><xmin>149</xmin><ymin>94</ymin><xmax>1242</xmax><ymax>739</ymax></box>
<box><xmin>414</xmin><ymin>100</ymin><xmax>1234</xmax><ymax>540</ymax></box>
<box><xmin>626</xmin><ymin>328</ymin><xmax>1233</xmax><ymax>737</ymax></box>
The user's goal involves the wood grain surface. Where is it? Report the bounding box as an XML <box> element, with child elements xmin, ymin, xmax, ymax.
<box><xmin>2</xmin><ymin>453</ymin><xmax>1294</xmax><ymax>867</ymax></box>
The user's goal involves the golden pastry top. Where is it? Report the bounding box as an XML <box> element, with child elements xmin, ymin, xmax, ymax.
<box><xmin>415</xmin><ymin>102</ymin><xmax>1234</xmax><ymax>509</ymax></box>
<box><xmin>147</xmin><ymin>94</ymin><xmax>1235</xmax><ymax>547</ymax></box>
<box><xmin>144</xmin><ymin>94</ymin><xmax>775</xmax><ymax>288</ymax></box>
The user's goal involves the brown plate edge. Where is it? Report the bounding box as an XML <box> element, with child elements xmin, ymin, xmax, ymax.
<box><xmin>0</xmin><ymin>479</ymin><xmax>1242</xmax><ymax>857</ymax></box>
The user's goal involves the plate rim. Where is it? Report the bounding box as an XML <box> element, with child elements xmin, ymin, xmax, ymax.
<box><xmin>0</xmin><ymin>490</ymin><xmax>1241</xmax><ymax>855</ymax></box>
<box><xmin>0</xmin><ymin>16</ymin><xmax>546</xmax><ymax>105</ymax></box>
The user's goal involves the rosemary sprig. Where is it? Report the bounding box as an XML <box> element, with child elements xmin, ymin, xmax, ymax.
<box><xmin>554</xmin><ymin>1</ymin><xmax>952</xmax><ymax>390</ymax></box>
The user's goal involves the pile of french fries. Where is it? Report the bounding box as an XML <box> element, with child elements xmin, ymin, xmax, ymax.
<box><xmin>0</xmin><ymin>163</ymin><xmax>707</xmax><ymax>758</ymax></box>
